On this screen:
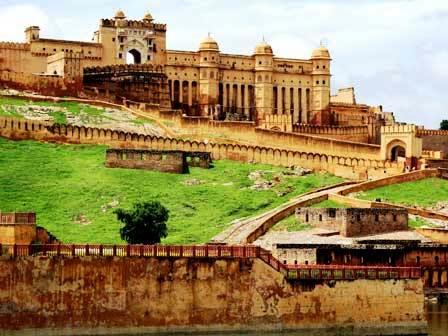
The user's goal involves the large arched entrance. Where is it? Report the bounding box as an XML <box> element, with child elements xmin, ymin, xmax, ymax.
<box><xmin>390</xmin><ymin>145</ymin><xmax>406</xmax><ymax>162</ymax></box>
<box><xmin>127</xmin><ymin>49</ymin><xmax>142</xmax><ymax>64</ymax></box>
<box><xmin>386</xmin><ymin>139</ymin><xmax>407</xmax><ymax>162</ymax></box>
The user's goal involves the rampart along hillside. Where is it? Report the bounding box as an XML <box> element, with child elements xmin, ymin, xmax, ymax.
<box><xmin>0</xmin><ymin>138</ymin><xmax>342</xmax><ymax>244</ymax></box>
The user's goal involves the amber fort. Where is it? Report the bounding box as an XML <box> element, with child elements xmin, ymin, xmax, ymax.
<box><xmin>1</xmin><ymin>7</ymin><xmax>448</xmax><ymax>336</ymax></box>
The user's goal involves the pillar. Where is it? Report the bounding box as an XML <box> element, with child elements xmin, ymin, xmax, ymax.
<box><xmin>293</xmin><ymin>87</ymin><xmax>300</xmax><ymax>123</ymax></box>
<box><xmin>188</xmin><ymin>81</ymin><xmax>193</xmax><ymax>106</ymax></box>
<box><xmin>243</xmin><ymin>85</ymin><xmax>249</xmax><ymax>118</ymax></box>
<box><xmin>278</xmin><ymin>87</ymin><xmax>283</xmax><ymax>115</ymax></box>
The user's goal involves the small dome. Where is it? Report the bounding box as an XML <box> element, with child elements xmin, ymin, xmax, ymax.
<box><xmin>143</xmin><ymin>12</ymin><xmax>153</xmax><ymax>22</ymax></box>
<box><xmin>311</xmin><ymin>46</ymin><xmax>331</xmax><ymax>59</ymax></box>
<box><xmin>254</xmin><ymin>41</ymin><xmax>273</xmax><ymax>55</ymax></box>
<box><xmin>199</xmin><ymin>35</ymin><xmax>219</xmax><ymax>51</ymax></box>
<box><xmin>114</xmin><ymin>10</ymin><xmax>126</xmax><ymax>19</ymax></box>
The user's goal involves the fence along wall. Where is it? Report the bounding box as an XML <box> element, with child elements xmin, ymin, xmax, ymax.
<box><xmin>293</xmin><ymin>124</ymin><xmax>370</xmax><ymax>143</ymax></box>
<box><xmin>0</xmin><ymin>116</ymin><xmax>402</xmax><ymax>179</ymax></box>
<box><xmin>0</xmin><ymin>256</ymin><xmax>426</xmax><ymax>335</ymax></box>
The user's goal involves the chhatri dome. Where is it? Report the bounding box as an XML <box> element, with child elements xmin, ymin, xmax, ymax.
<box><xmin>199</xmin><ymin>35</ymin><xmax>219</xmax><ymax>51</ymax></box>
<box><xmin>311</xmin><ymin>45</ymin><xmax>331</xmax><ymax>59</ymax></box>
<box><xmin>254</xmin><ymin>40</ymin><xmax>273</xmax><ymax>55</ymax></box>
<box><xmin>143</xmin><ymin>12</ymin><xmax>153</xmax><ymax>22</ymax></box>
<box><xmin>114</xmin><ymin>10</ymin><xmax>126</xmax><ymax>19</ymax></box>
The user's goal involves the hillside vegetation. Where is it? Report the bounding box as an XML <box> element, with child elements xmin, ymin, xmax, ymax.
<box><xmin>0</xmin><ymin>138</ymin><xmax>342</xmax><ymax>244</ymax></box>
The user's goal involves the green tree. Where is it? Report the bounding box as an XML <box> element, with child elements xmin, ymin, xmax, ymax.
<box><xmin>115</xmin><ymin>201</ymin><xmax>169</xmax><ymax>244</ymax></box>
<box><xmin>441</xmin><ymin>120</ymin><xmax>448</xmax><ymax>130</ymax></box>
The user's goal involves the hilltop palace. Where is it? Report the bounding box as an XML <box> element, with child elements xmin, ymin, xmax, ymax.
<box><xmin>1</xmin><ymin>9</ymin><xmax>447</xmax><ymax>175</ymax></box>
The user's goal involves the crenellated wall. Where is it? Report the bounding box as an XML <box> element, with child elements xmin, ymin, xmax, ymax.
<box><xmin>0</xmin><ymin>116</ymin><xmax>402</xmax><ymax>180</ymax></box>
<box><xmin>293</xmin><ymin>124</ymin><xmax>369</xmax><ymax>142</ymax></box>
<box><xmin>0</xmin><ymin>256</ymin><xmax>426</xmax><ymax>335</ymax></box>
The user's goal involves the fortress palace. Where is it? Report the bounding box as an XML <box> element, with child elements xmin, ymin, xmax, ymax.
<box><xmin>1</xmin><ymin>9</ymin><xmax>447</xmax><ymax>175</ymax></box>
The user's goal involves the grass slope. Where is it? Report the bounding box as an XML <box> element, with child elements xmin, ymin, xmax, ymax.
<box><xmin>0</xmin><ymin>96</ymin><xmax>109</xmax><ymax>125</ymax></box>
<box><xmin>357</xmin><ymin>178</ymin><xmax>448</xmax><ymax>208</ymax></box>
<box><xmin>0</xmin><ymin>138</ymin><xmax>342</xmax><ymax>244</ymax></box>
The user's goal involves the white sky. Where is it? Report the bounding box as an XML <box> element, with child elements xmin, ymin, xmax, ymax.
<box><xmin>0</xmin><ymin>0</ymin><xmax>447</xmax><ymax>128</ymax></box>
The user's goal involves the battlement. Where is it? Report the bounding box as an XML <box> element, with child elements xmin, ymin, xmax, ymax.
<box><xmin>381</xmin><ymin>124</ymin><xmax>419</xmax><ymax>135</ymax></box>
<box><xmin>83</xmin><ymin>63</ymin><xmax>165</xmax><ymax>75</ymax></box>
<box><xmin>261</xmin><ymin>114</ymin><xmax>292</xmax><ymax>132</ymax></box>
<box><xmin>100</xmin><ymin>18</ymin><xmax>166</xmax><ymax>31</ymax></box>
<box><xmin>0</xmin><ymin>42</ymin><xmax>30</xmax><ymax>50</ymax></box>
<box><xmin>417</xmin><ymin>129</ymin><xmax>448</xmax><ymax>137</ymax></box>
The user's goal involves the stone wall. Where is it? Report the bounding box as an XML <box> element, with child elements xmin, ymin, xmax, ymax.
<box><xmin>0</xmin><ymin>212</ymin><xmax>37</xmax><ymax>245</ymax></box>
<box><xmin>295</xmin><ymin>208</ymin><xmax>408</xmax><ymax>237</ymax></box>
<box><xmin>105</xmin><ymin>148</ymin><xmax>188</xmax><ymax>174</ymax></box>
<box><xmin>0</xmin><ymin>70</ymin><xmax>81</xmax><ymax>96</ymax></box>
<box><xmin>0</xmin><ymin>256</ymin><xmax>426</xmax><ymax>335</ymax></box>
<box><xmin>0</xmin><ymin>116</ymin><xmax>403</xmax><ymax>180</ymax></box>
<box><xmin>293</xmin><ymin>124</ymin><xmax>370</xmax><ymax>143</ymax></box>
<box><xmin>420</xmin><ymin>133</ymin><xmax>448</xmax><ymax>159</ymax></box>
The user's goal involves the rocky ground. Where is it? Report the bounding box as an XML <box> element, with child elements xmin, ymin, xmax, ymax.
<box><xmin>0</xmin><ymin>89</ymin><xmax>165</xmax><ymax>136</ymax></box>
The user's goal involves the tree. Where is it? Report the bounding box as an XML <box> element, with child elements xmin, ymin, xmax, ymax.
<box><xmin>441</xmin><ymin>120</ymin><xmax>448</xmax><ymax>131</ymax></box>
<box><xmin>115</xmin><ymin>201</ymin><xmax>169</xmax><ymax>244</ymax></box>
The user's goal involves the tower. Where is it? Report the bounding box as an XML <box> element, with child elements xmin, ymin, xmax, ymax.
<box><xmin>25</xmin><ymin>26</ymin><xmax>40</xmax><ymax>43</ymax></box>
<box><xmin>198</xmin><ymin>35</ymin><xmax>220</xmax><ymax>117</ymax></box>
<box><xmin>254</xmin><ymin>40</ymin><xmax>274</xmax><ymax>122</ymax></box>
<box><xmin>310</xmin><ymin>45</ymin><xmax>331</xmax><ymax>124</ymax></box>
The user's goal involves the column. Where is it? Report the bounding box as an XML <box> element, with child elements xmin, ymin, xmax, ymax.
<box><xmin>223</xmin><ymin>83</ymin><xmax>228</xmax><ymax>112</ymax></box>
<box><xmin>188</xmin><ymin>81</ymin><xmax>193</xmax><ymax>106</ymax></box>
<box><xmin>243</xmin><ymin>85</ymin><xmax>249</xmax><ymax>118</ymax></box>
<box><xmin>285</xmin><ymin>87</ymin><xmax>291</xmax><ymax>117</ymax></box>
<box><xmin>278</xmin><ymin>87</ymin><xmax>283</xmax><ymax>115</ymax></box>
<box><xmin>171</xmin><ymin>80</ymin><xmax>175</xmax><ymax>101</ymax></box>
<box><xmin>236</xmin><ymin>84</ymin><xmax>242</xmax><ymax>114</ymax></box>
<box><xmin>293</xmin><ymin>87</ymin><xmax>300</xmax><ymax>123</ymax></box>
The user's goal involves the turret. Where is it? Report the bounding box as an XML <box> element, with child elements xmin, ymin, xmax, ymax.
<box><xmin>198</xmin><ymin>35</ymin><xmax>220</xmax><ymax>117</ymax></box>
<box><xmin>25</xmin><ymin>26</ymin><xmax>40</xmax><ymax>43</ymax></box>
<box><xmin>254</xmin><ymin>41</ymin><xmax>274</xmax><ymax>121</ymax></box>
<box><xmin>310</xmin><ymin>45</ymin><xmax>331</xmax><ymax>124</ymax></box>
<box><xmin>114</xmin><ymin>10</ymin><xmax>126</xmax><ymax>27</ymax></box>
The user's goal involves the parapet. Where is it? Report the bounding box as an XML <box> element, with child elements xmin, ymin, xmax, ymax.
<box><xmin>0</xmin><ymin>42</ymin><xmax>30</xmax><ymax>51</ymax></box>
<box><xmin>381</xmin><ymin>124</ymin><xmax>419</xmax><ymax>135</ymax></box>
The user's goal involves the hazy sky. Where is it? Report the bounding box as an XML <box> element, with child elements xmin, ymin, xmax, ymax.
<box><xmin>0</xmin><ymin>0</ymin><xmax>447</xmax><ymax>128</ymax></box>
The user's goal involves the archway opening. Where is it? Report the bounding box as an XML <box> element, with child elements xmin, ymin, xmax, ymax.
<box><xmin>127</xmin><ymin>49</ymin><xmax>142</xmax><ymax>64</ymax></box>
<box><xmin>390</xmin><ymin>145</ymin><xmax>406</xmax><ymax>162</ymax></box>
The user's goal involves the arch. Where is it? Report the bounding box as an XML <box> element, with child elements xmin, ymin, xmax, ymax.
<box><xmin>387</xmin><ymin>140</ymin><xmax>407</xmax><ymax>162</ymax></box>
<box><xmin>127</xmin><ymin>49</ymin><xmax>142</xmax><ymax>64</ymax></box>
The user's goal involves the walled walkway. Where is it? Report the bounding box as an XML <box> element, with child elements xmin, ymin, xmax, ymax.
<box><xmin>212</xmin><ymin>169</ymin><xmax>448</xmax><ymax>245</ymax></box>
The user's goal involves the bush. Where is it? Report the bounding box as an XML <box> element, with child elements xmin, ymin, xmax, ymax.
<box><xmin>441</xmin><ymin>120</ymin><xmax>448</xmax><ymax>130</ymax></box>
<box><xmin>115</xmin><ymin>201</ymin><xmax>169</xmax><ymax>244</ymax></box>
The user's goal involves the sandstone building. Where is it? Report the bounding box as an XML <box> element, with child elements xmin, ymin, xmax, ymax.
<box><xmin>0</xmin><ymin>9</ymin><xmax>390</xmax><ymax>127</ymax></box>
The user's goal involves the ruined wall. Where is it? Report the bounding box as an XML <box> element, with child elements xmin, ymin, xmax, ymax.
<box><xmin>295</xmin><ymin>208</ymin><xmax>408</xmax><ymax>237</ymax></box>
<box><xmin>105</xmin><ymin>149</ymin><xmax>188</xmax><ymax>174</ymax></box>
<box><xmin>0</xmin><ymin>70</ymin><xmax>81</xmax><ymax>96</ymax></box>
<box><xmin>0</xmin><ymin>116</ymin><xmax>403</xmax><ymax>180</ymax></box>
<box><xmin>0</xmin><ymin>256</ymin><xmax>426</xmax><ymax>335</ymax></box>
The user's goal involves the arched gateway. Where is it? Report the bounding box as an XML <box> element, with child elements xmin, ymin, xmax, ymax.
<box><xmin>380</xmin><ymin>125</ymin><xmax>422</xmax><ymax>168</ymax></box>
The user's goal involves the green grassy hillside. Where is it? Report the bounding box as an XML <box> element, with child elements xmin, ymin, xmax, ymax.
<box><xmin>0</xmin><ymin>138</ymin><xmax>342</xmax><ymax>244</ymax></box>
<box><xmin>356</xmin><ymin>178</ymin><xmax>448</xmax><ymax>208</ymax></box>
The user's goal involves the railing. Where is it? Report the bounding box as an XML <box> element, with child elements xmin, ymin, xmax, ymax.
<box><xmin>0</xmin><ymin>244</ymin><xmax>260</xmax><ymax>259</ymax></box>
<box><xmin>0</xmin><ymin>244</ymin><xmax>422</xmax><ymax>280</ymax></box>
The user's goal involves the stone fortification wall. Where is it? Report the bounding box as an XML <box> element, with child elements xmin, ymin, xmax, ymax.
<box><xmin>293</xmin><ymin>124</ymin><xmax>369</xmax><ymax>143</ymax></box>
<box><xmin>0</xmin><ymin>116</ymin><xmax>402</xmax><ymax>180</ymax></box>
<box><xmin>0</xmin><ymin>70</ymin><xmax>81</xmax><ymax>96</ymax></box>
<box><xmin>418</xmin><ymin>131</ymin><xmax>448</xmax><ymax>160</ymax></box>
<box><xmin>144</xmin><ymin>106</ymin><xmax>382</xmax><ymax>159</ymax></box>
<box><xmin>0</xmin><ymin>256</ymin><xmax>426</xmax><ymax>335</ymax></box>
